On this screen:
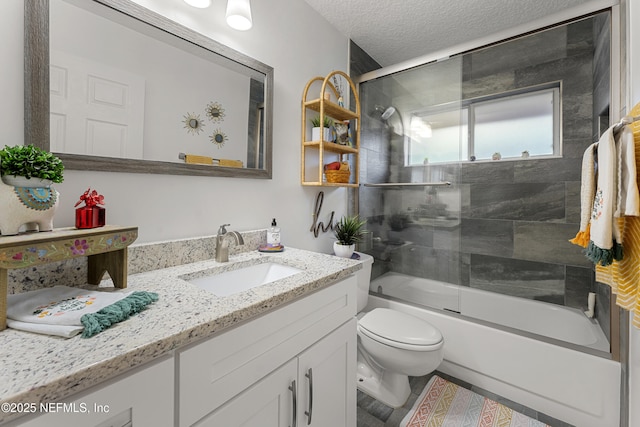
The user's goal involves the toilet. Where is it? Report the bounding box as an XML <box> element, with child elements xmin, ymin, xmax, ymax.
<box><xmin>355</xmin><ymin>252</ymin><xmax>444</xmax><ymax>408</ymax></box>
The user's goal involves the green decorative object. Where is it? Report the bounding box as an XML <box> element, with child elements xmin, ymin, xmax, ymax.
<box><xmin>310</xmin><ymin>116</ymin><xmax>334</xmax><ymax>128</ymax></box>
<box><xmin>0</xmin><ymin>145</ymin><xmax>64</xmax><ymax>183</ymax></box>
<box><xmin>334</xmin><ymin>215</ymin><xmax>366</xmax><ymax>246</ymax></box>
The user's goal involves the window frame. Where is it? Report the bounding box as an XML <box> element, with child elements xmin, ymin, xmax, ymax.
<box><xmin>405</xmin><ymin>82</ymin><xmax>562</xmax><ymax>166</ymax></box>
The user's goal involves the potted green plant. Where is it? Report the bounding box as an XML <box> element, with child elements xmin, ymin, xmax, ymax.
<box><xmin>333</xmin><ymin>215</ymin><xmax>366</xmax><ymax>258</ymax></box>
<box><xmin>311</xmin><ymin>115</ymin><xmax>334</xmax><ymax>142</ymax></box>
<box><xmin>0</xmin><ymin>144</ymin><xmax>64</xmax><ymax>187</ymax></box>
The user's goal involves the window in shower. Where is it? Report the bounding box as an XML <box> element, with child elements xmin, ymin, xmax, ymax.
<box><xmin>407</xmin><ymin>109</ymin><xmax>468</xmax><ymax>165</ymax></box>
<box><xmin>407</xmin><ymin>84</ymin><xmax>560</xmax><ymax>165</ymax></box>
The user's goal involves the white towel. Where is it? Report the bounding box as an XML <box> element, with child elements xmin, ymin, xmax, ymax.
<box><xmin>7</xmin><ymin>286</ymin><xmax>130</xmax><ymax>338</ymax></box>
<box><xmin>586</xmin><ymin>125</ymin><xmax>640</xmax><ymax>265</ymax></box>
<box><xmin>616</xmin><ymin>126</ymin><xmax>640</xmax><ymax>217</ymax></box>
<box><xmin>6</xmin><ymin>319</ymin><xmax>84</xmax><ymax>338</ymax></box>
<box><xmin>589</xmin><ymin>127</ymin><xmax>618</xmax><ymax>253</ymax></box>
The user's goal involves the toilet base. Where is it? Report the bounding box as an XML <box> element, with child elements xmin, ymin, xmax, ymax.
<box><xmin>356</xmin><ymin>360</ymin><xmax>411</xmax><ymax>408</ymax></box>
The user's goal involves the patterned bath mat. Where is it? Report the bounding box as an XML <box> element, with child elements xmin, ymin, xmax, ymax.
<box><xmin>400</xmin><ymin>375</ymin><xmax>550</xmax><ymax>427</ymax></box>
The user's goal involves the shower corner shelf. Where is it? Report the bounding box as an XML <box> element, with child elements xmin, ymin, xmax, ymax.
<box><xmin>301</xmin><ymin>71</ymin><xmax>360</xmax><ymax>187</ymax></box>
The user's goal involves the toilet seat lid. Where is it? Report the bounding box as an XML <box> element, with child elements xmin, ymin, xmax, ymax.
<box><xmin>359</xmin><ymin>308</ymin><xmax>443</xmax><ymax>347</ymax></box>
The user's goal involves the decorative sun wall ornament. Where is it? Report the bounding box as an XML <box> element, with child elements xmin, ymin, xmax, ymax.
<box><xmin>182</xmin><ymin>112</ymin><xmax>205</xmax><ymax>135</ymax></box>
<box><xmin>210</xmin><ymin>129</ymin><xmax>228</xmax><ymax>148</ymax></box>
<box><xmin>206</xmin><ymin>101</ymin><xmax>225</xmax><ymax>123</ymax></box>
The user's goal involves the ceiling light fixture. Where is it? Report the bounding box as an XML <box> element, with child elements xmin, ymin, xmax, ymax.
<box><xmin>183</xmin><ymin>0</ymin><xmax>212</xmax><ymax>8</ymax></box>
<box><xmin>226</xmin><ymin>0</ymin><xmax>253</xmax><ymax>31</ymax></box>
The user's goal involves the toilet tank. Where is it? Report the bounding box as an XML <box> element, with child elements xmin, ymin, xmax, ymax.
<box><xmin>355</xmin><ymin>252</ymin><xmax>374</xmax><ymax>312</ymax></box>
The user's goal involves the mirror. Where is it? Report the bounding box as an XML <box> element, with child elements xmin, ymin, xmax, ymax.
<box><xmin>24</xmin><ymin>0</ymin><xmax>273</xmax><ymax>179</ymax></box>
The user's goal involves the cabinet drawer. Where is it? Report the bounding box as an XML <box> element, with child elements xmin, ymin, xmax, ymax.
<box><xmin>178</xmin><ymin>275</ymin><xmax>356</xmax><ymax>427</ymax></box>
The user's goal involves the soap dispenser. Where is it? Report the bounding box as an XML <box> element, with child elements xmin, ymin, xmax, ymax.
<box><xmin>267</xmin><ymin>218</ymin><xmax>281</xmax><ymax>248</ymax></box>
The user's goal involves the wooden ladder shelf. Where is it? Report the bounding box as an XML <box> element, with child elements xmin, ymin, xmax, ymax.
<box><xmin>301</xmin><ymin>71</ymin><xmax>361</xmax><ymax>187</ymax></box>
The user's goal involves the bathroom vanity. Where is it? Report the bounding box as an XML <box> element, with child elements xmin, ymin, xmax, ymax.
<box><xmin>0</xmin><ymin>247</ymin><xmax>360</xmax><ymax>427</ymax></box>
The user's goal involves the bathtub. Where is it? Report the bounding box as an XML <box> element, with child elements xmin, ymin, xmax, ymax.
<box><xmin>367</xmin><ymin>272</ymin><xmax>621</xmax><ymax>427</ymax></box>
<box><xmin>371</xmin><ymin>272</ymin><xmax>610</xmax><ymax>352</ymax></box>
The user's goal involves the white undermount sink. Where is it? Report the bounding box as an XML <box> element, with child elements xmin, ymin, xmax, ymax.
<box><xmin>187</xmin><ymin>262</ymin><xmax>303</xmax><ymax>297</ymax></box>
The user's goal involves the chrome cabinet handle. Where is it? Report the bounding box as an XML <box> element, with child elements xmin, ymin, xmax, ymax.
<box><xmin>304</xmin><ymin>368</ymin><xmax>313</xmax><ymax>425</ymax></box>
<box><xmin>289</xmin><ymin>380</ymin><xmax>297</xmax><ymax>427</ymax></box>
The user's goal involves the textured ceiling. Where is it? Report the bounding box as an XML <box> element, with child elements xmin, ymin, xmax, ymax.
<box><xmin>302</xmin><ymin>0</ymin><xmax>594</xmax><ymax>67</ymax></box>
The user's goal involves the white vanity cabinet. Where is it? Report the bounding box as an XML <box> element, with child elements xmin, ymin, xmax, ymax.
<box><xmin>178</xmin><ymin>275</ymin><xmax>357</xmax><ymax>427</ymax></box>
<box><xmin>199</xmin><ymin>319</ymin><xmax>356</xmax><ymax>427</ymax></box>
<box><xmin>4</xmin><ymin>355</ymin><xmax>174</xmax><ymax>427</ymax></box>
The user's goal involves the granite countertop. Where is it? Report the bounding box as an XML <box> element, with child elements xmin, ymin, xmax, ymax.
<box><xmin>0</xmin><ymin>247</ymin><xmax>362</xmax><ymax>424</ymax></box>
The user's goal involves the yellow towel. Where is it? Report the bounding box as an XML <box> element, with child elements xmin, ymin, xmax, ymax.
<box><xmin>597</xmin><ymin>104</ymin><xmax>640</xmax><ymax>328</ymax></box>
<box><xmin>184</xmin><ymin>154</ymin><xmax>214</xmax><ymax>165</ymax></box>
<box><xmin>182</xmin><ymin>154</ymin><xmax>243</xmax><ymax>168</ymax></box>
<box><xmin>217</xmin><ymin>159</ymin><xmax>243</xmax><ymax>168</ymax></box>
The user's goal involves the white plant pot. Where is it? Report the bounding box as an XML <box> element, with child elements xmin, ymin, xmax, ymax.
<box><xmin>1</xmin><ymin>175</ymin><xmax>52</xmax><ymax>188</ymax></box>
<box><xmin>333</xmin><ymin>241</ymin><xmax>355</xmax><ymax>258</ymax></box>
<box><xmin>312</xmin><ymin>127</ymin><xmax>333</xmax><ymax>142</ymax></box>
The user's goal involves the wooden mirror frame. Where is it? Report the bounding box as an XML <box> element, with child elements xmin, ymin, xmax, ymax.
<box><xmin>24</xmin><ymin>0</ymin><xmax>273</xmax><ymax>179</ymax></box>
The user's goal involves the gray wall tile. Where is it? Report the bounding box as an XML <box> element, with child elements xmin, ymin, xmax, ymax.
<box><xmin>468</xmin><ymin>182</ymin><xmax>565</xmax><ymax>221</ymax></box>
<box><xmin>461</xmin><ymin>218</ymin><xmax>513</xmax><ymax>257</ymax></box>
<box><xmin>513</xmin><ymin>222</ymin><xmax>591</xmax><ymax>267</ymax></box>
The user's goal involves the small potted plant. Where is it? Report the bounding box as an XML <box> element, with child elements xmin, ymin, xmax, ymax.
<box><xmin>0</xmin><ymin>144</ymin><xmax>64</xmax><ymax>187</ymax></box>
<box><xmin>311</xmin><ymin>115</ymin><xmax>334</xmax><ymax>142</ymax></box>
<box><xmin>333</xmin><ymin>215</ymin><xmax>366</xmax><ymax>258</ymax></box>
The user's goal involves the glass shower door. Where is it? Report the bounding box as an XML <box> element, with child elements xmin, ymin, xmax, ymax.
<box><xmin>358</xmin><ymin>56</ymin><xmax>464</xmax><ymax>312</ymax></box>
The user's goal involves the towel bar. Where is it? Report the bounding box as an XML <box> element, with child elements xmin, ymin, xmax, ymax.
<box><xmin>361</xmin><ymin>182</ymin><xmax>451</xmax><ymax>188</ymax></box>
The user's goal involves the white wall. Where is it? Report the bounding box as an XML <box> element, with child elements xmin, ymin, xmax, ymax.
<box><xmin>0</xmin><ymin>0</ymin><xmax>350</xmax><ymax>250</ymax></box>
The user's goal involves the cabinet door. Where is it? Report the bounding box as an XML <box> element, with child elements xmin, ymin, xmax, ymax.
<box><xmin>195</xmin><ymin>359</ymin><xmax>297</xmax><ymax>427</ymax></box>
<box><xmin>5</xmin><ymin>356</ymin><xmax>173</xmax><ymax>427</ymax></box>
<box><xmin>297</xmin><ymin>318</ymin><xmax>356</xmax><ymax>427</ymax></box>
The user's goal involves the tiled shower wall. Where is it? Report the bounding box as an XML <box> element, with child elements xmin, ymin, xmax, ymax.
<box><xmin>357</xmin><ymin>15</ymin><xmax>611</xmax><ymax>339</ymax></box>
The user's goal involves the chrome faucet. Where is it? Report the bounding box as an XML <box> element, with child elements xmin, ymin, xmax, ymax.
<box><xmin>215</xmin><ymin>224</ymin><xmax>245</xmax><ymax>262</ymax></box>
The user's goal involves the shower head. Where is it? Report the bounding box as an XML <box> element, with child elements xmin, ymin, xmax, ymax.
<box><xmin>374</xmin><ymin>105</ymin><xmax>397</xmax><ymax>121</ymax></box>
<box><xmin>381</xmin><ymin>106</ymin><xmax>396</xmax><ymax>120</ymax></box>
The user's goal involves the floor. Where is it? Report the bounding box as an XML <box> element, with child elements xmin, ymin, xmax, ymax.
<box><xmin>356</xmin><ymin>371</ymin><xmax>574</xmax><ymax>427</ymax></box>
